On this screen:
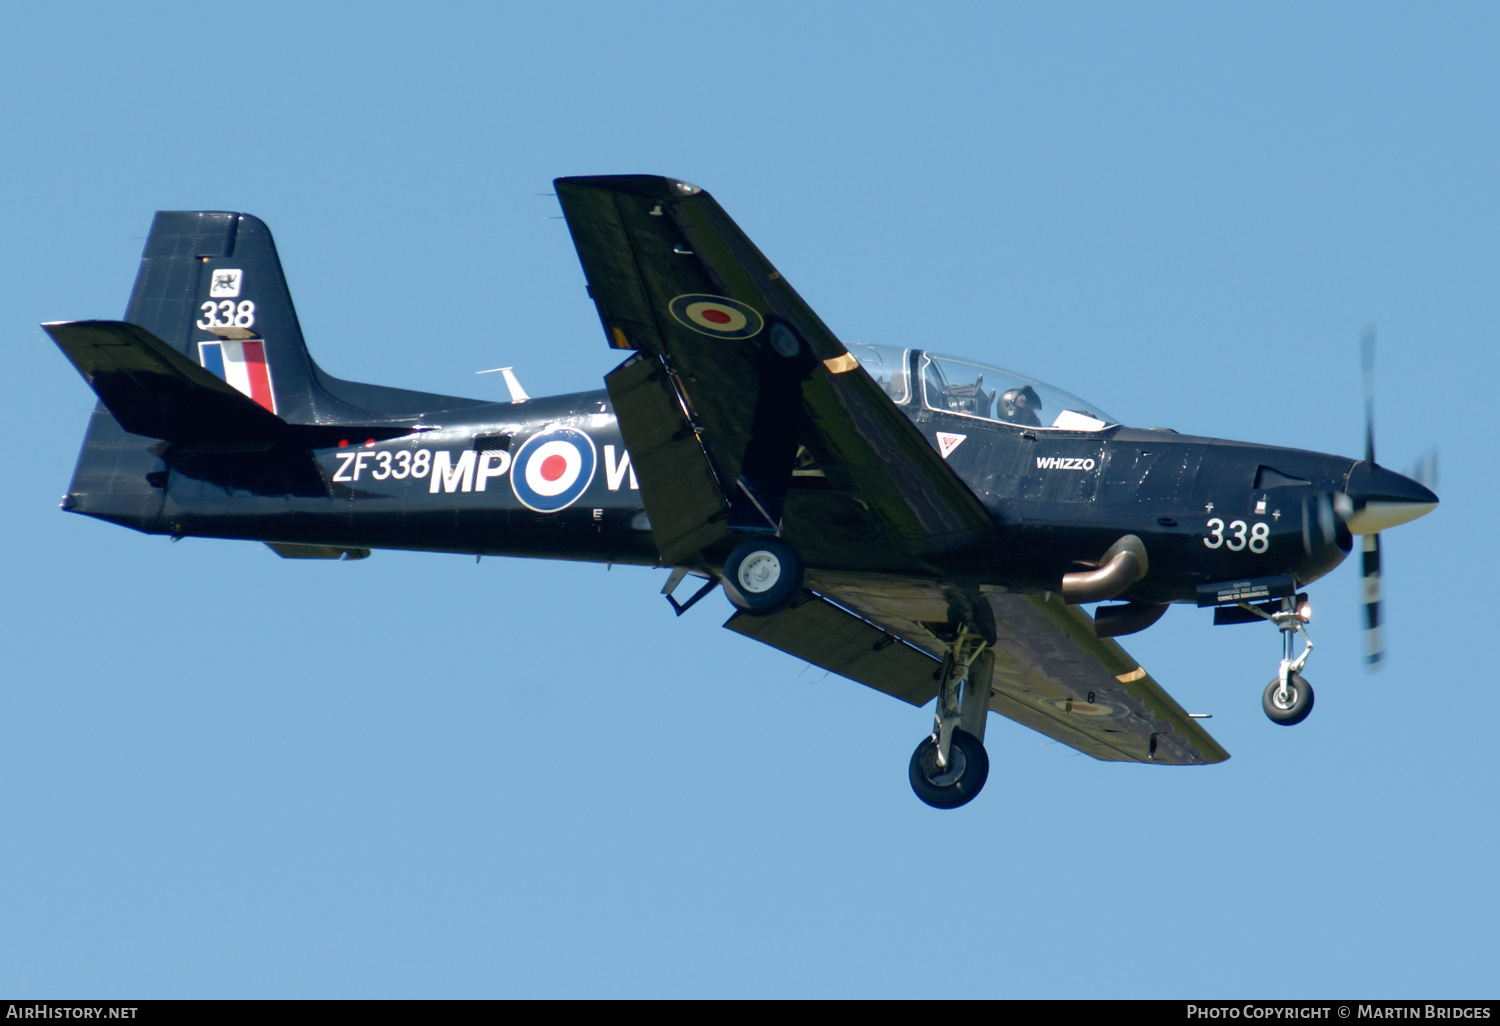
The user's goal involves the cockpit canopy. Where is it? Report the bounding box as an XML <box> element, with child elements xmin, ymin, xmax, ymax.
<box><xmin>845</xmin><ymin>344</ymin><xmax>1117</xmax><ymax>431</ymax></box>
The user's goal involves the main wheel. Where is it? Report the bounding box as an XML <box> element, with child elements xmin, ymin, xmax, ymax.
<box><xmin>908</xmin><ymin>728</ymin><xmax>990</xmax><ymax>809</ymax></box>
<box><xmin>722</xmin><ymin>537</ymin><xmax>804</xmax><ymax>616</ymax></box>
<box><xmin>1262</xmin><ymin>672</ymin><xmax>1315</xmax><ymax>726</ymax></box>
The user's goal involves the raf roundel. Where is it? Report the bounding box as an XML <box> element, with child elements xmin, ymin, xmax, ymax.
<box><xmin>668</xmin><ymin>294</ymin><xmax>765</xmax><ymax>339</ymax></box>
<box><xmin>510</xmin><ymin>426</ymin><xmax>597</xmax><ymax>513</ymax></box>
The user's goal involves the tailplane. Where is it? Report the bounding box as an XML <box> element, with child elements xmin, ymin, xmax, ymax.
<box><xmin>45</xmin><ymin>320</ymin><xmax>409</xmax><ymax>447</ymax></box>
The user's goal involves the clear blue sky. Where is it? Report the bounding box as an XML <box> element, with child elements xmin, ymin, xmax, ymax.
<box><xmin>2</xmin><ymin>1</ymin><xmax>1493</xmax><ymax>998</ymax></box>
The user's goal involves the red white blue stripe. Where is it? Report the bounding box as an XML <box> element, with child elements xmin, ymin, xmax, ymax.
<box><xmin>199</xmin><ymin>340</ymin><xmax>277</xmax><ymax>414</ymax></box>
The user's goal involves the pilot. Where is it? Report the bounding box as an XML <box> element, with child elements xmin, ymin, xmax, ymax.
<box><xmin>998</xmin><ymin>385</ymin><xmax>1043</xmax><ymax>426</ymax></box>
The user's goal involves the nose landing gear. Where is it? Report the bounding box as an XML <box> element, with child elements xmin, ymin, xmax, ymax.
<box><xmin>1246</xmin><ymin>596</ymin><xmax>1316</xmax><ymax>726</ymax></box>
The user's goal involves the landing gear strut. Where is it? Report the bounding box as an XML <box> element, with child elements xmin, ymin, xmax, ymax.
<box><xmin>1246</xmin><ymin>596</ymin><xmax>1316</xmax><ymax>726</ymax></box>
<box><xmin>909</xmin><ymin>627</ymin><xmax>993</xmax><ymax>809</ymax></box>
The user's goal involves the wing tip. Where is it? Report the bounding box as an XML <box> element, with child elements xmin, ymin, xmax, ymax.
<box><xmin>554</xmin><ymin>174</ymin><xmax>704</xmax><ymax>200</ymax></box>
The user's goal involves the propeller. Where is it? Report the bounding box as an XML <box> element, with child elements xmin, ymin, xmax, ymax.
<box><xmin>1350</xmin><ymin>328</ymin><xmax>1442</xmax><ymax>671</ymax></box>
<box><xmin>1300</xmin><ymin>328</ymin><xmax>1437</xmax><ymax>671</ymax></box>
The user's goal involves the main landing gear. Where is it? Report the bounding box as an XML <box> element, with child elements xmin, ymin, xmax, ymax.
<box><xmin>909</xmin><ymin>627</ymin><xmax>993</xmax><ymax>809</ymax></box>
<box><xmin>719</xmin><ymin>538</ymin><xmax>993</xmax><ymax>807</ymax></box>
<box><xmin>721</xmin><ymin>536</ymin><xmax>805</xmax><ymax>616</ymax></box>
<box><xmin>1248</xmin><ymin>596</ymin><xmax>1316</xmax><ymax>726</ymax></box>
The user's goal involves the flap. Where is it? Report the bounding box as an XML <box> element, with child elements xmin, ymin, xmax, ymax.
<box><xmin>725</xmin><ymin>594</ymin><xmax>940</xmax><ymax>707</ymax></box>
<box><xmin>605</xmin><ymin>353</ymin><xmax>730</xmax><ymax>565</ymax></box>
<box><xmin>265</xmin><ymin>542</ymin><xmax>371</xmax><ymax>560</ymax></box>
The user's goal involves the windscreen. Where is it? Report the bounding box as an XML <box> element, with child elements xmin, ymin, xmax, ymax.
<box><xmin>844</xmin><ymin>343</ymin><xmax>911</xmax><ymax>404</ymax></box>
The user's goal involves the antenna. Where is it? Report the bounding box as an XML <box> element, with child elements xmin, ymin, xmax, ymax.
<box><xmin>476</xmin><ymin>367</ymin><xmax>530</xmax><ymax>404</ymax></box>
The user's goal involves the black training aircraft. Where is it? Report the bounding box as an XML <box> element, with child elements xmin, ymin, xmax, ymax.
<box><xmin>46</xmin><ymin>175</ymin><xmax>1438</xmax><ymax>808</ymax></box>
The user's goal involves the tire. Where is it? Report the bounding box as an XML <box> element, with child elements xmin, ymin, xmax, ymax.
<box><xmin>908</xmin><ymin>728</ymin><xmax>990</xmax><ymax>809</ymax></box>
<box><xmin>1262</xmin><ymin>672</ymin><xmax>1315</xmax><ymax>726</ymax></box>
<box><xmin>722</xmin><ymin>537</ymin><xmax>804</xmax><ymax>616</ymax></box>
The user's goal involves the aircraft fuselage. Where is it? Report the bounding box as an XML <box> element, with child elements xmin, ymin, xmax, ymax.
<box><xmin>69</xmin><ymin>374</ymin><xmax>1367</xmax><ymax>607</ymax></box>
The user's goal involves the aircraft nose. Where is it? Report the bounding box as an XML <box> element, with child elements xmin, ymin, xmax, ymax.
<box><xmin>1344</xmin><ymin>462</ymin><xmax>1439</xmax><ymax>534</ymax></box>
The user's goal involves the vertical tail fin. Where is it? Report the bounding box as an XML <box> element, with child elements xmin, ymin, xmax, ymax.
<box><xmin>126</xmin><ymin>211</ymin><xmax>322</xmax><ymax>421</ymax></box>
<box><xmin>60</xmin><ymin>210</ymin><xmax>492</xmax><ymax>532</ymax></box>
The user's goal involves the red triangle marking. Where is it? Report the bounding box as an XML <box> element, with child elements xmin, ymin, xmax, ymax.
<box><xmin>936</xmin><ymin>432</ymin><xmax>967</xmax><ymax>459</ymax></box>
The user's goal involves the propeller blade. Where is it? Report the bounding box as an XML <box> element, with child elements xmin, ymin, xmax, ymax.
<box><xmin>1361</xmin><ymin>533</ymin><xmax>1384</xmax><ymax>671</ymax></box>
<box><xmin>1405</xmin><ymin>446</ymin><xmax>1439</xmax><ymax>492</ymax></box>
<box><xmin>1301</xmin><ymin>491</ymin><xmax>1351</xmax><ymax>556</ymax></box>
<box><xmin>1358</xmin><ymin>327</ymin><xmax>1384</xmax><ymax>671</ymax></box>
<box><xmin>1361</xmin><ymin>325</ymin><xmax>1377</xmax><ymax>465</ymax></box>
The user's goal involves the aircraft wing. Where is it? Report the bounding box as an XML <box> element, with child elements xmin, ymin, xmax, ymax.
<box><xmin>976</xmin><ymin>591</ymin><xmax>1227</xmax><ymax>764</ymax></box>
<box><xmin>728</xmin><ymin>587</ymin><xmax>1228</xmax><ymax>766</ymax></box>
<box><xmin>555</xmin><ymin>175</ymin><xmax>993</xmax><ymax>570</ymax></box>
<box><xmin>558</xmin><ymin>175</ymin><xmax>1226</xmax><ymax>765</ymax></box>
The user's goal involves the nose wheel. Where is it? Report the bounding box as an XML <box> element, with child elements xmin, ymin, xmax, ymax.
<box><xmin>1263</xmin><ymin>672</ymin><xmax>1315</xmax><ymax>725</ymax></box>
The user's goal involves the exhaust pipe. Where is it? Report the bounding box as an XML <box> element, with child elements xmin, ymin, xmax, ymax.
<box><xmin>1093</xmin><ymin>600</ymin><xmax>1169</xmax><ymax>638</ymax></box>
<box><xmin>1062</xmin><ymin>534</ymin><xmax>1148</xmax><ymax>605</ymax></box>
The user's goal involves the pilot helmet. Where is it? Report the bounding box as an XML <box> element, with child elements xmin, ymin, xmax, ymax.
<box><xmin>1000</xmin><ymin>385</ymin><xmax>1040</xmax><ymax>412</ymax></box>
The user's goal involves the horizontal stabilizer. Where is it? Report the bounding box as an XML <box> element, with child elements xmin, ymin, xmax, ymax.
<box><xmin>47</xmin><ymin>320</ymin><xmax>284</xmax><ymax>443</ymax></box>
<box><xmin>45</xmin><ymin>321</ymin><xmax>411</xmax><ymax>447</ymax></box>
